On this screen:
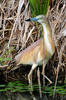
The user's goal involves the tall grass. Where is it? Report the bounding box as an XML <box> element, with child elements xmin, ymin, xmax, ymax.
<box><xmin>29</xmin><ymin>0</ymin><xmax>49</xmax><ymax>16</ymax></box>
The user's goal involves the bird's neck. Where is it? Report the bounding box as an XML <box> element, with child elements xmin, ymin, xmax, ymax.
<box><xmin>42</xmin><ymin>21</ymin><xmax>55</xmax><ymax>55</ymax></box>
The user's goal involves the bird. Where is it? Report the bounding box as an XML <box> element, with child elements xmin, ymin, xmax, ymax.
<box><xmin>14</xmin><ymin>15</ymin><xmax>55</xmax><ymax>84</ymax></box>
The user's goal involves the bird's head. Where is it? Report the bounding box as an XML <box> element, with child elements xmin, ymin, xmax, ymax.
<box><xmin>25</xmin><ymin>15</ymin><xmax>47</xmax><ymax>24</ymax></box>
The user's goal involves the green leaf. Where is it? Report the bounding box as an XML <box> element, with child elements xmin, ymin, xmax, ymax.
<box><xmin>0</xmin><ymin>57</ymin><xmax>12</xmax><ymax>62</ymax></box>
<box><xmin>29</xmin><ymin>0</ymin><xmax>49</xmax><ymax>16</ymax></box>
<box><xmin>0</xmin><ymin>84</ymin><xmax>6</xmax><ymax>87</ymax></box>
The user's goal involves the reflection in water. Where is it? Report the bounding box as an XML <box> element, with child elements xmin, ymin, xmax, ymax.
<box><xmin>0</xmin><ymin>92</ymin><xmax>38</xmax><ymax>100</ymax></box>
<box><xmin>0</xmin><ymin>92</ymin><xmax>66</xmax><ymax>100</ymax></box>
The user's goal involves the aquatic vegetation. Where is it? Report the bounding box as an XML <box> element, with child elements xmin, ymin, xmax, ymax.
<box><xmin>0</xmin><ymin>81</ymin><xmax>66</xmax><ymax>96</ymax></box>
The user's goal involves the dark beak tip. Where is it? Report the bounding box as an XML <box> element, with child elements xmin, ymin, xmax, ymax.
<box><xmin>25</xmin><ymin>18</ymin><xmax>31</xmax><ymax>21</ymax></box>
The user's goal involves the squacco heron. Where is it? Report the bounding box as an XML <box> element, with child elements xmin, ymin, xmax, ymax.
<box><xmin>15</xmin><ymin>15</ymin><xmax>55</xmax><ymax>84</ymax></box>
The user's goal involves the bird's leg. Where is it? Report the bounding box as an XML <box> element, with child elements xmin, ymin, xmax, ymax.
<box><xmin>28</xmin><ymin>64</ymin><xmax>38</xmax><ymax>89</ymax></box>
<box><xmin>42</xmin><ymin>65</ymin><xmax>52</xmax><ymax>85</ymax></box>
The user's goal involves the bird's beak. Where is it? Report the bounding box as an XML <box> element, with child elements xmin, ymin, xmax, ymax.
<box><xmin>25</xmin><ymin>18</ymin><xmax>31</xmax><ymax>21</ymax></box>
<box><xmin>25</xmin><ymin>17</ymin><xmax>39</xmax><ymax>22</ymax></box>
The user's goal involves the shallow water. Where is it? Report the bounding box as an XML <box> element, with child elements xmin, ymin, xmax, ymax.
<box><xmin>0</xmin><ymin>92</ymin><xmax>66</xmax><ymax>100</ymax></box>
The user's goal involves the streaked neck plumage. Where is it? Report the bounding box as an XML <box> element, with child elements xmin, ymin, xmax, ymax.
<box><xmin>42</xmin><ymin>20</ymin><xmax>55</xmax><ymax>55</ymax></box>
